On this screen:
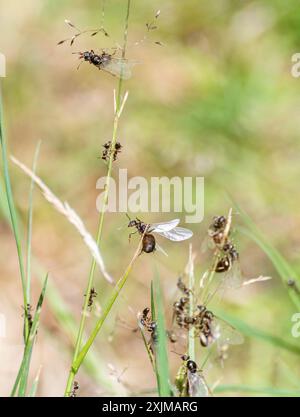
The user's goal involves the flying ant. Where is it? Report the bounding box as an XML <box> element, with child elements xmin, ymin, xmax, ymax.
<box><xmin>174</xmin><ymin>352</ymin><xmax>211</xmax><ymax>397</ymax></box>
<box><xmin>126</xmin><ymin>216</ymin><xmax>193</xmax><ymax>255</ymax></box>
<box><xmin>73</xmin><ymin>50</ymin><xmax>136</xmax><ymax>80</ymax></box>
<box><xmin>194</xmin><ymin>304</ymin><xmax>243</xmax><ymax>348</ymax></box>
<box><xmin>101</xmin><ymin>141</ymin><xmax>122</xmax><ymax>162</ymax></box>
<box><xmin>208</xmin><ymin>215</ymin><xmax>228</xmax><ymax>246</ymax></box>
<box><xmin>126</xmin><ymin>216</ymin><xmax>156</xmax><ymax>254</ymax></box>
<box><xmin>215</xmin><ymin>241</ymin><xmax>239</xmax><ymax>273</ymax></box>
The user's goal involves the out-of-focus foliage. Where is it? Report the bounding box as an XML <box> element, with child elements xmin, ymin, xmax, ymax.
<box><xmin>1</xmin><ymin>0</ymin><xmax>300</xmax><ymax>396</ymax></box>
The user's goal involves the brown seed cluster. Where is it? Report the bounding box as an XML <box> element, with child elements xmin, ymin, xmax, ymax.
<box><xmin>102</xmin><ymin>141</ymin><xmax>122</xmax><ymax>162</ymax></box>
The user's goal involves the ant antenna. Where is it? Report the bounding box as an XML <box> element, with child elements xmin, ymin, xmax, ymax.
<box><xmin>76</xmin><ymin>61</ymin><xmax>84</xmax><ymax>70</ymax></box>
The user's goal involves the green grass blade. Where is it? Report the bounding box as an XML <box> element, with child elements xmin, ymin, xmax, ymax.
<box><xmin>231</xmin><ymin>200</ymin><xmax>300</xmax><ymax>309</ymax></box>
<box><xmin>28</xmin><ymin>366</ymin><xmax>42</xmax><ymax>397</ymax></box>
<box><xmin>153</xmin><ymin>274</ymin><xmax>171</xmax><ymax>397</ymax></box>
<box><xmin>216</xmin><ymin>310</ymin><xmax>300</xmax><ymax>356</ymax></box>
<box><xmin>0</xmin><ymin>82</ymin><xmax>28</xmax><ymax>340</ymax></box>
<box><xmin>138</xmin><ymin>323</ymin><xmax>156</xmax><ymax>374</ymax></box>
<box><xmin>11</xmin><ymin>274</ymin><xmax>48</xmax><ymax>397</ymax></box>
<box><xmin>67</xmin><ymin>237</ymin><xmax>143</xmax><ymax>395</ymax></box>
<box><xmin>26</xmin><ymin>141</ymin><xmax>41</xmax><ymax>303</ymax></box>
<box><xmin>0</xmin><ymin>177</ymin><xmax>10</xmax><ymax>221</ymax></box>
<box><xmin>150</xmin><ymin>280</ymin><xmax>156</xmax><ymax>320</ymax></box>
<box><xmin>42</xmin><ymin>274</ymin><xmax>123</xmax><ymax>394</ymax></box>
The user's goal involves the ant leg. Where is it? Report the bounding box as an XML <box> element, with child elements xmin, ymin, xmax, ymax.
<box><xmin>128</xmin><ymin>231</ymin><xmax>137</xmax><ymax>242</ymax></box>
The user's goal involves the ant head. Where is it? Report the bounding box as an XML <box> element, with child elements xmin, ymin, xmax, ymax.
<box><xmin>142</xmin><ymin>307</ymin><xmax>150</xmax><ymax>316</ymax></box>
<box><xmin>126</xmin><ymin>213</ymin><xmax>136</xmax><ymax>227</ymax></box>
<box><xmin>197</xmin><ymin>304</ymin><xmax>206</xmax><ymax>313</ymax></box>
<box><xmin>171</xmin><ymin>350</ymin><xmax>189</xmax><ymax>361</ymax></box>
<box><xmin>73</xmin><ymin>51</ymin><xmax>93</xmax><ymax>61</ymax></box>
<box><xmin>82</xmin><ymin>51</ymin><xmax>93</xmax><ymax>61</ymax></box>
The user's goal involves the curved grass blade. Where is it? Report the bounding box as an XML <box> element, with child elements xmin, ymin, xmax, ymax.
<box><xmin>216</xmin><ymin>310</ymin><xmax>300</xmax><ymax>357</ymax></box>
<box><xmin>11</xmin><ymin>274</ymin><xmax>48</xmax><ymax>397</ymax></box>
<box><xmin>153</xmin><ymin>273</ymin><xmax>171</xmax><ymax>397</ymax></box>
<box><xmin>28</xmin><ymin>366</ymin><xmax>42</xmax><ymax>397</ymax></box>
<box><xmin>231</xmin><ymin>200</ymin><xmax>300</xmax><ymax>310</ymax></box>
<box><xmin>0</xmin><ymin>83</ymin><xmax>28</xmax><ymax>340</ymax></box>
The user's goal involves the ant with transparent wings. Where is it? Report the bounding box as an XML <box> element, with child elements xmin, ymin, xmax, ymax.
<box><xmin>215</xmin><ymin>241</ymin><xmax>239</xmax><ymax>273</ymax></box>
<box><xmin>126</xmin><ymin>216</ymin><xmax>193</xmax><ymax>255</ymax></box>
<box><xmin>172</xmin><ymin>276</ymin><xmax>244</xmax><ymax>350</ymax></box>
<box><xmin>208</xmin><ymin>215</ymin><xmax>228</xmax><ymax>246</ymax></box>
<box><xmin>205</xmin><ymin>212</ymin><xmax>243</xmax><ymax>288</ymax></box>
<box><xmin>174</xmin><ymin>353</ymin><xmax>211</xmax><ymax>397</ymax></box>
<box><xmin>73</xmin><ymin>50</ymin><xmax>137</xmax><ymax>80</ymax></box>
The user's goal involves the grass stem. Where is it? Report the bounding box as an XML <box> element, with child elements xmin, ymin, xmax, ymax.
<box><xmin>64</xmin><ymin>0</ymin><xmax>132</xmax><ymax>395</ymax></box>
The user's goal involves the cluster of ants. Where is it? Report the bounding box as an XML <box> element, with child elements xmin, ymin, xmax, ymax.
<box><xmin>208</xmin><ymin>215</ymin><xmax>239</xmax><ymax>273</ymax></box>
<box><xmin>139</xmin><ymin>303</ymin><xmax>211</xmax><ymax>396</ymax></box>
<box><xmin>173</xmin><ymin>277</ymin><xmax>216</xmax><ymax>348</ymax></box>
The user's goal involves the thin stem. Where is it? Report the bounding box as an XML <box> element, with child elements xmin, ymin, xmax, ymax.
<box><xmin>188</xmin><ymin>244</ymin><xmax>195</xmax><ymax>361</ymax></box>
<box><xmin>65</xmin><ymin>234</ymin><xmax>143</xmax><ymax>395</ymax></box>
<box><xmin>0</xmin><ymin>82</ymin><xmax>29</xmax><ymax>341</ymax></box>
<box><xmin>64</xmin><ymin>0</ymin><xmax>132</xmax><ymax>395</ymax></box>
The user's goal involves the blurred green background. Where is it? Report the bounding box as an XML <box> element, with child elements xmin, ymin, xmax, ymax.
<box><xmin>1</xmin><ymin>0</ymin><xmax>300</xmax><ymax>396</ymax></box>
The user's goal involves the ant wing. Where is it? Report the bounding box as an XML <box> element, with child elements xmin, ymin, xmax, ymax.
<box><xmin>155</xmin><ymin>242</ymin><xmax>168</xmax><ymax>257</ymax></box>
<box><xmin>187</xmin><ymin>370</ymin><xmax>211</xmax><ymax>397</ymax></box>
<box><xmin>154</xmin><ymin>227</ymin><xmax>193</xmax><ymax>242</ymax></box>
<box><xmin>211</xmin><ymin>317</ymin><xmax>244</xmax><ymax>346</ymax></box>
<box><xmin>100</xmin><ymin>58</ymin><xmax>137</xmax><ymax>80</ymax></box>
<box><xmin>151</xmin><ymin>219</ymin><xmax>180</xmax><ymax>232</ymax></box>
<box><xmin>200</xmin><ymin>234</ymin><xmax>215</xmax><ymax>253</ymax></box>
<box><xmin>220</xmin><ymin>261</ymin><xmax>243</xmax><ymax>290</ymax></box>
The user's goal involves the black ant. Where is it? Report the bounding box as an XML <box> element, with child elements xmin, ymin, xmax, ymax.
<box><xmin>85</xmin><ymin>287</ymin><xmax>97</xmax><ymax>309</ymax></box>
<box><xmin>70</xmin><ymin>381</ymin><xmax>79</xmax><ymax>397</ymax></box>
<box><xmin>215</xmin><ymin>240</ymin><xmax>239</xmax><ymax>273</ymax></box>
<box><xmin>22</xmin><ymin>303</ymin><xmax>33</xmax><ymax>331</ymax></box>
<box><xmin>126</xmin><ymin>215</ymin><xmax>156</xmax><ymax>254</ymax></box>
